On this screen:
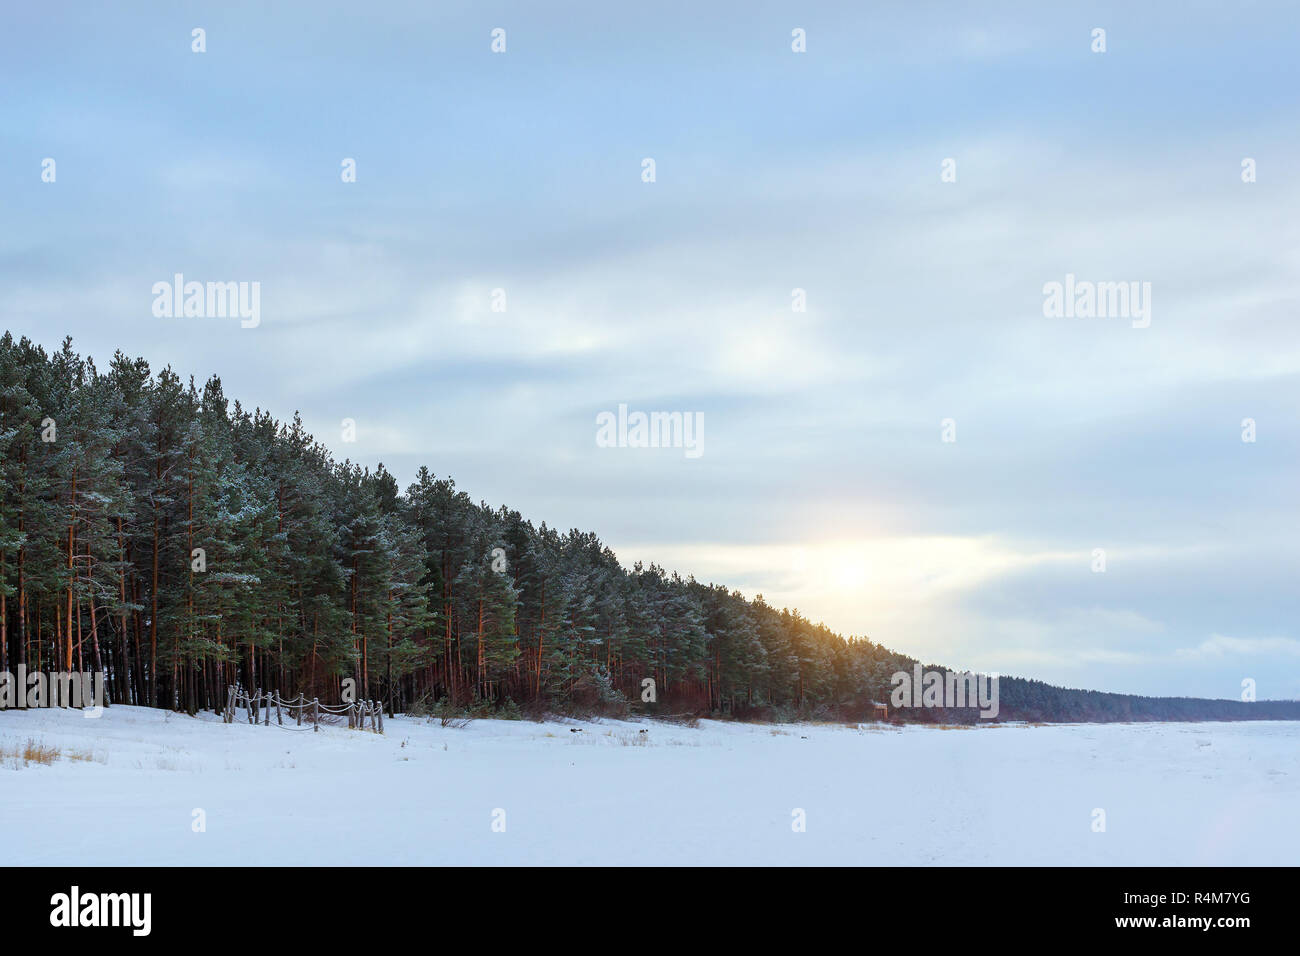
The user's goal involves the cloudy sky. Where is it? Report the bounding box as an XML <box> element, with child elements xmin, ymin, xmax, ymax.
<box><xmin>3</xmin><ymin>1</ymin><xmax>1297</xmax><ymax>699</ymax></box>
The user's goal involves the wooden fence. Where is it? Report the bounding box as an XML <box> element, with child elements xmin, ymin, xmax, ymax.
<box><xmin>223</xmin><ymin>684</ymin><xmax>384</xmax><ymax>734</ymax></box>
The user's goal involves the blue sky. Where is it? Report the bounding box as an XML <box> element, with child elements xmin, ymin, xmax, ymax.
<box><xmin>3</xmin><ymin>1</ymin><xmax>1298</xmax><ymax>699</ymax></box>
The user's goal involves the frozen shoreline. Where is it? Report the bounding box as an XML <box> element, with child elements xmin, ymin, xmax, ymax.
<box><xmin>2</xmin><ymin>705</ymin><xmax>1296</xmax><ymax>866</ymax></box>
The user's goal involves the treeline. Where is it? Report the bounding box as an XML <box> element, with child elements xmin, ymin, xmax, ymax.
<box><xmin>988</xmin><ymin>678</ymin><xmax>1297</xmax><ymax>724</ymax></box>
<box><xmin>1</xmin><ymin>333</ymin><xmax>1296</xmax><ymax>723</ymax></box>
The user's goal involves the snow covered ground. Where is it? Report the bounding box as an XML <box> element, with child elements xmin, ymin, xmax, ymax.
<box><xmin>2</xmin><ymin>705</ymin><xmax>1296</xmax><ymax>866</ymax></box>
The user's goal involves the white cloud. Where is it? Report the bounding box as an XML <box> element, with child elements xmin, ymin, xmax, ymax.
<box><xmin>1176</xmin><ymin>634</ymin><xmax>1300</xmax><ymax>659</ymax></box>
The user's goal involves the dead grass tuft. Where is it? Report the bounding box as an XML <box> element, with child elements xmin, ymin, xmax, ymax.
<box><xmin>0</xmin><ymin>738</ymin><xmax>62</xmax><ymax>768</ymax></box>
<box><xmin>64</xmin><ymin>746</ymin><xmax>106</xmax><ymax>764</ymax></box>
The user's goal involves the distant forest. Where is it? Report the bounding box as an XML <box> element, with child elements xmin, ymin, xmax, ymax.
<box><xmin>1</xmin><ymin>333</ymin><xmax>1296</xmax><ymax>723</ymax></box>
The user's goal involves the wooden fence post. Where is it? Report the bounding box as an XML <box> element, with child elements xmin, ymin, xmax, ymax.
<box><xmin>295</xmin><ymin>694</ymin><xmax>302</xmax><ymax>727</ymax></box>
<box><xmin>312</xmin><ymin>697</ymin><xmax>319</xmax><ymax>731</ymax></box>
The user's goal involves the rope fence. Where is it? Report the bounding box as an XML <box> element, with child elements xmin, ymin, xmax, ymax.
<box><xmin>223</xmin><ymin>684</ymin><xmax>384</xmax><ymax>734</ymax></box>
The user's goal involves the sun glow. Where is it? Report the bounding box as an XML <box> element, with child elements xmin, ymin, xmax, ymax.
<box><xmin>615</xmin><ymin>536</ymin><xmax>1076</xmax><ymax>643</ymax></box>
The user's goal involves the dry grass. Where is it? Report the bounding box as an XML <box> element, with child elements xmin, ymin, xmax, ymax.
<box><xmin>616</xmin><ymin>732</ymin><xmax>648</xmax><ymax>747</ymax></box>
<box><xmin>569</xmin><ymin>730</ymin><xmax>650</xmax><ymax>747</ymax></box>
<box><xmin>1</xmin><ymin>738</ymin><xmax>62</xmax><ymax>768</ymax></box>
<box><xmin>25</xmin><ymin>739</ymin><xmax>60</xmax><ymax>764</ymax></box>
<box><xmin>655</xmin><ymin>714</ymin><xmax>701</xmax><ymax>728</ymax></box>
<box><xmin>64</xmin><ymin>746</ymin><xmax>106</xmax><ymax>764</ymax></box>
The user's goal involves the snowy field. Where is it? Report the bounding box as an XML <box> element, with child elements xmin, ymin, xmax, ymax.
<box><xmin>2</xmin><ymin>705</ymin><xmax>1297</xmax><ymax>866</ymax></box>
